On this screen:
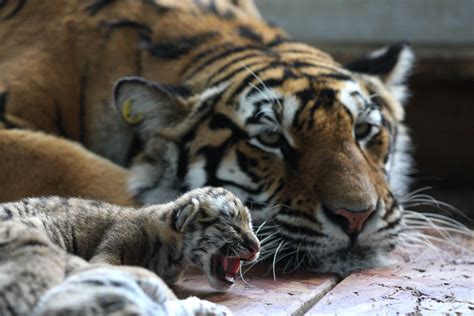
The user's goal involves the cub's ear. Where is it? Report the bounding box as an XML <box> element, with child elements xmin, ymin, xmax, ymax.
<box><xmin>345</xmin><ymin>42</ymin><xmax>414</xmax><ymax>104</ymax></box>
<box><xmin>114</xmin><ymin>77</ymin><xmax>192</xmax><ymax>139</ymax></box>
<box><xmin>174</xmin><ymin>198</ymin><xmax>200</xmax><ymax>233</ymax></box>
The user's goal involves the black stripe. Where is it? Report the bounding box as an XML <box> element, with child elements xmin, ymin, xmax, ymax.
<box><xmin>266</xmin><ymin>37</ymin><xmax>294</xmax><ymax>48</ymax></box>
<box><xmin>205</xmin><ymin>52</ymin><xmax>263</xmax><ymax>86</ymax></box>
<box><xmin>54</xmin><ymin>100</ymin><xmax>67</xmax><ymax>137</ymax></box>
<box><xmin>245</xmin><ymin>199</ymin><xmax>267</xmax><ymax>210</ymax></box>
<box><xmin>278</xmin><ymin>207</ymin><xmax>321</xmax><ymax>227</ymax></box>
<box><xmin>245</xmin><ymin>77</ymin><xmax>286</xmax><ymax>99</ymax></box>
<box><xmin>0</xmin><ymin>207</ymin><xmax>13</xmax><ymax>220</ymax></box>
<box><xmin>86</xmin><ymin>0</ymin><xmax>115</xmax><ymax>15</ymax></box>
<box><xmin>185</xmin><ymin>44</ymin><xmax>262</xmax><ymax>79</ymax></box>
<box><xmin>196</xmin><ymin>110</ymin><xmax>267</xmax><ymax>196</ymax></box>
<box><xmin>1</xmin><ymin>0</ymin><xmax>26</xmax><ymax>20</ymax></box>
<box><xmin>200</xmin><ymin>218</ymin><xmax>220</xmax><ymax>230</ymax></box>
<box><xmin>235</xmin><ymin>149</ymin><xmax>261</xmax><ymax>183</ymax></box>
<box><xmin>142</xmin><ymin>0</ymin><xmax>171</xmax><ymax>14</ymax></box>
<box><xmin>70</xmin><ymin>225</ymin><xmax>79</xmax><ymax>255</ymax></box>
<box><xmin>174</xmin><ymin>89</ymin><xmax>227</xmax><ymax>185</ymax></box>
<box><xmin>143</xmin><ymin>32</ymin><xmax>218</xmax><ymax>59</ymax></box>
<box><xmin>170</xmin><ymin>207</ymin><xmax>181</xmax><ymax>232</ymax></box>
<box><xmin>266</xmin><ymin>178</ymin><xmax>285</xmax><ymax>204</ymax></box>
<box><xmin>21</xmin><ymin>239</ymin><xmax>48</xmax><ymax>248</ymax></box>
<box><xmin>208</xmin><ymin>59</ymin><xmax>269</xmax><ymax>87</ymax></box>
<box><xmin>212</xmin><ymin>179</ymin><xmax>263</xmax><ymax>195</ymax></box>
<box><xmin>83</xmin><ymin>279</ymin><xmax>106</xmax><ymax>286</ymax></box>
<box><xmin>0</xmin><ymin>91</ymin><xmax>18</xmax><ymax>128</ymax></box>
<box><xmin>229</xmin><ymin>72</ymin><xmax>285</xmax><ymax>101</ymax></box>
<box><xmin>278</xmin><ymin>49</ymin><xmax>329</xmax><ymax>57</ymax></box>
<box><xmin>275</xmin><ymin>231</ymin><xmax>322</xmax><ymax>247</ymax></box>
<box><xmin>291</xmin><ymin>61</ymin><xmax>347</xmax><ymax>74</ymax></box>
<box><xmin>376</xmin><ymin>216</ymin><xmax>401</xmax><ymax>232</ymax></box>
<box><xmin>317</xmin><ymin>73</ymin><xmax>352</xmax><ymax>81</ymax></box>
<box><xmin>292</xmin><ymin>90</ymin><xmax>315</xmax><ymax>131</ymax></box>
<box><xmin>274</xmin><ymin>217</ymin><xmax>326</xmax><ymax>238</ymax></box>
<box><xmin>101</xmin><ymin>19</ymin><xmax>152</xmax><ymax>37</ymax></box>
<box><xmin>185</xmin><ymin>42</ymin><xmax>234</xmax><ymax>72</ymax></box>
<box><xmin>238</xmin><ymin>26</ymin><xmax>263</xmax><ymax>44</ymax></box>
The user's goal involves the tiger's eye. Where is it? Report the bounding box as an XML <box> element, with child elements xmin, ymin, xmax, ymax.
<box><xmin>354</xmin><ymin>123</ymin><xmax>373</xmax><ymax>139</ymax></box>
<box><xmin>257</xmin><ymin>131</ymin><xmax>281</xmax><ymax>147</ymax></box>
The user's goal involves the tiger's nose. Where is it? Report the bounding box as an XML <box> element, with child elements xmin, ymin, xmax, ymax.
<box><xmin>323</xmin><ymin>204</ymin><xmax>375</xmax><ymax>236</ymax></box>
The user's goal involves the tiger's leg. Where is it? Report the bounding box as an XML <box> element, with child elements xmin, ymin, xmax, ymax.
<box><xmin>33</xmin><ymin>265</ymin><xmax>232</xmax><ymax>316</ymax></box>
<box><xmin>0</xmin><ymin>221</ymin><xmax>87</xmax><ymax>315</ymax></box>
<box><xmin>0</xmin><ymin>129</ymin><xmax>135</xmax><ymax>206</ymax></box>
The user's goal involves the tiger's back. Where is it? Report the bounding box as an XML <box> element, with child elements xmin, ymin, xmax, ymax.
<box><xmin>0</xmin><ymin>0</ymin><xmax>276</xmax><ymax>164</ymax></box>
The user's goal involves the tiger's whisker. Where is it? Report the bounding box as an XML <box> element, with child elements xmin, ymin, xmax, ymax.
<box><xmin>272</xmin><ymin>240</ymin><xmax>285</xmax><ymax>281</ymax></box>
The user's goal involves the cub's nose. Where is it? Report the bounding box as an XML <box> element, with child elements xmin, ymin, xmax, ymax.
<box><xmin>323</xmin><ymin>204</ymin><xmax>375</xmax><ymax>236</ymax></box>
<box><xmin>241</xmin><ymin>241</ymin><xmax>260</xmax><ymax>262</ymax></box>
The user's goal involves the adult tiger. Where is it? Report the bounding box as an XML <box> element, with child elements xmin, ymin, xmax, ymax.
<box><xmin>0</xmin><ymin>0</ymin><xmax>413</xmax><ymax>274</ymax></box>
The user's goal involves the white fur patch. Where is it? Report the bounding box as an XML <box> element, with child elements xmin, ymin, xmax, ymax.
<box><xmin>338</xmin><ymin>81</ymin><xmax>368</xmax><ymax>119</ymax></box>
<box><xmin>216</xmin><ymin>152</ymin><xmax>258</xmax><ymax>192</ymax></box>
<box><xmin>282</xmin><ymin>95</ymin><xmax>298</xmax><ymax>146</ymax></box>
<box><xmin>388</xmin><ymin>124</ymin><xmax>413</xmax><ymax>199</ymax></box>
<box><xmin>386</xmin><ymin>46</ymin><xmax>415</xmax><ymax>104</ymax></box>
<box><xmin>185</xmin><ymin>160</ymin><xmax>208</xmax><ymax>189</ymax></box>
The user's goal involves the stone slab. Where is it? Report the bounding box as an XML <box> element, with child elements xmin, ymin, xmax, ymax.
<box><xmin>174</xmin><ymin>265</ymin><xmax>338</xmax><ymax>315</ymax></box>
<box><xmin>307</xmin><ymin>239</ymin><xmax>474</xmax><ymax>315</ymax></box>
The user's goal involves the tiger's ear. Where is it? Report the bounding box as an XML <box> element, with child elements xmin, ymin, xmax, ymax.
<box><xmin>174</xmin><ymin>198</ymin><xmax>200</xmax><ymax>233</ymax></box>
<box><xmin>114</xmin><ymin>77</ymin><xmax>193</xmax><ymax>139</ymax></box>
<box><xmin>231</xmin><ymin>0</ymin><xmax>263</xmax><ymax>19</ymax></box>
<box><xmin>114</xmin><ymin>77</ymin><xmax>230</xmax><ymax>140</ymax></box>
<box><xmin>345</xmin><ymin>42</ymin><xmax>414</xmax><ymax>104</ymax></box>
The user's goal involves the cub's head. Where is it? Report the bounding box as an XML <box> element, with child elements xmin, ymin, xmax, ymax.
<box><xmin>171</xmin><ymin>187</ymin><xmax>259</xmax><ymax>290</ymax></box>
<box><xmin>114</xmin><ymin>42</ymin><xmax>414</xmax><ymax>275</ymax></box>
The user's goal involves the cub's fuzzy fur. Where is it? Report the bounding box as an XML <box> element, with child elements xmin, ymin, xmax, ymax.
<box><xmin>0</xmin><ymin>187</ymin><xmax>258</xmax><ymax>315</ymax></box>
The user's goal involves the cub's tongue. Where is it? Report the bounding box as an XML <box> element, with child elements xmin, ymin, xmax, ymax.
<box><xmin>220</xmin><ymin>256</ymin><xmax>241</xmax><ymax>281</ymax></box>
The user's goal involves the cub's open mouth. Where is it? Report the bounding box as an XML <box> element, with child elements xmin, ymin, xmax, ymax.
<box><xmin>211</xmin><ymin>255</ymin><xmax>241</xmax><ymax>285</ymax></box>
<box><xmin>211</xmin><ymin>249</ymin><xmax>257</xmax><ymax>285</ymax></box>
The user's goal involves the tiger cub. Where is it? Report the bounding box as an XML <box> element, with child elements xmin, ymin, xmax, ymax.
<box><xmin>0</xmin><ymin>221</ymin><xmax>231</xmax><ymax>316</ymax></box>
<box><xmin>0</xmin><ymin>187</ymin><xmax>259</xmax><ymax>314</ymax></box>
<box><xmin>34</xmin><ymin>266</ymin><xmax>232</xmax><ymax>315</ymax></box>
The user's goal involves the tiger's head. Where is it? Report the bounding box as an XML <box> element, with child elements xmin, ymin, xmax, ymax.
<box><xmin>114</xmin><ymin>42</ymin><xmax>414</xmax><ymax>275</ymax></box>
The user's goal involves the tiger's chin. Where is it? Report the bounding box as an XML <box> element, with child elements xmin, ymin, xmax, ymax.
<box><xmin>306</xmin><ymin>245</ymin><xmax>397</xmax><ymax>276</ymax></box>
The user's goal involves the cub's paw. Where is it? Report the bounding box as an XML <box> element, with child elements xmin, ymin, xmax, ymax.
<box><xmin>178</xmin><ymin>296</ymin><xmax>232</xmax><ymax>316</ymax></box>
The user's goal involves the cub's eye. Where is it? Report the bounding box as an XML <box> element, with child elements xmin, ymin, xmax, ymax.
<box><xmin>354</xmin><ymin>123</ymin><xmax>374</xmax><ymax>139</ymax></box>
<box><xmin>256</xmin><ymin>131</ymin><xmax>281</xmax><ymax>147</ymax></box>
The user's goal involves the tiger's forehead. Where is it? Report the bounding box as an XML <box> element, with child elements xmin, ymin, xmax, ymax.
<box><xmin>230</xmin><ymin>78</ymin><xmax>375</xmax><ymax>134</ymax></box>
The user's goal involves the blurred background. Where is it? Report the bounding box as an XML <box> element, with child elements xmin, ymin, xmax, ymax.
<box><xmin>256</xmin><ymin>0</ymin><xmax>474</xmax><ymax>222</ymax></box>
